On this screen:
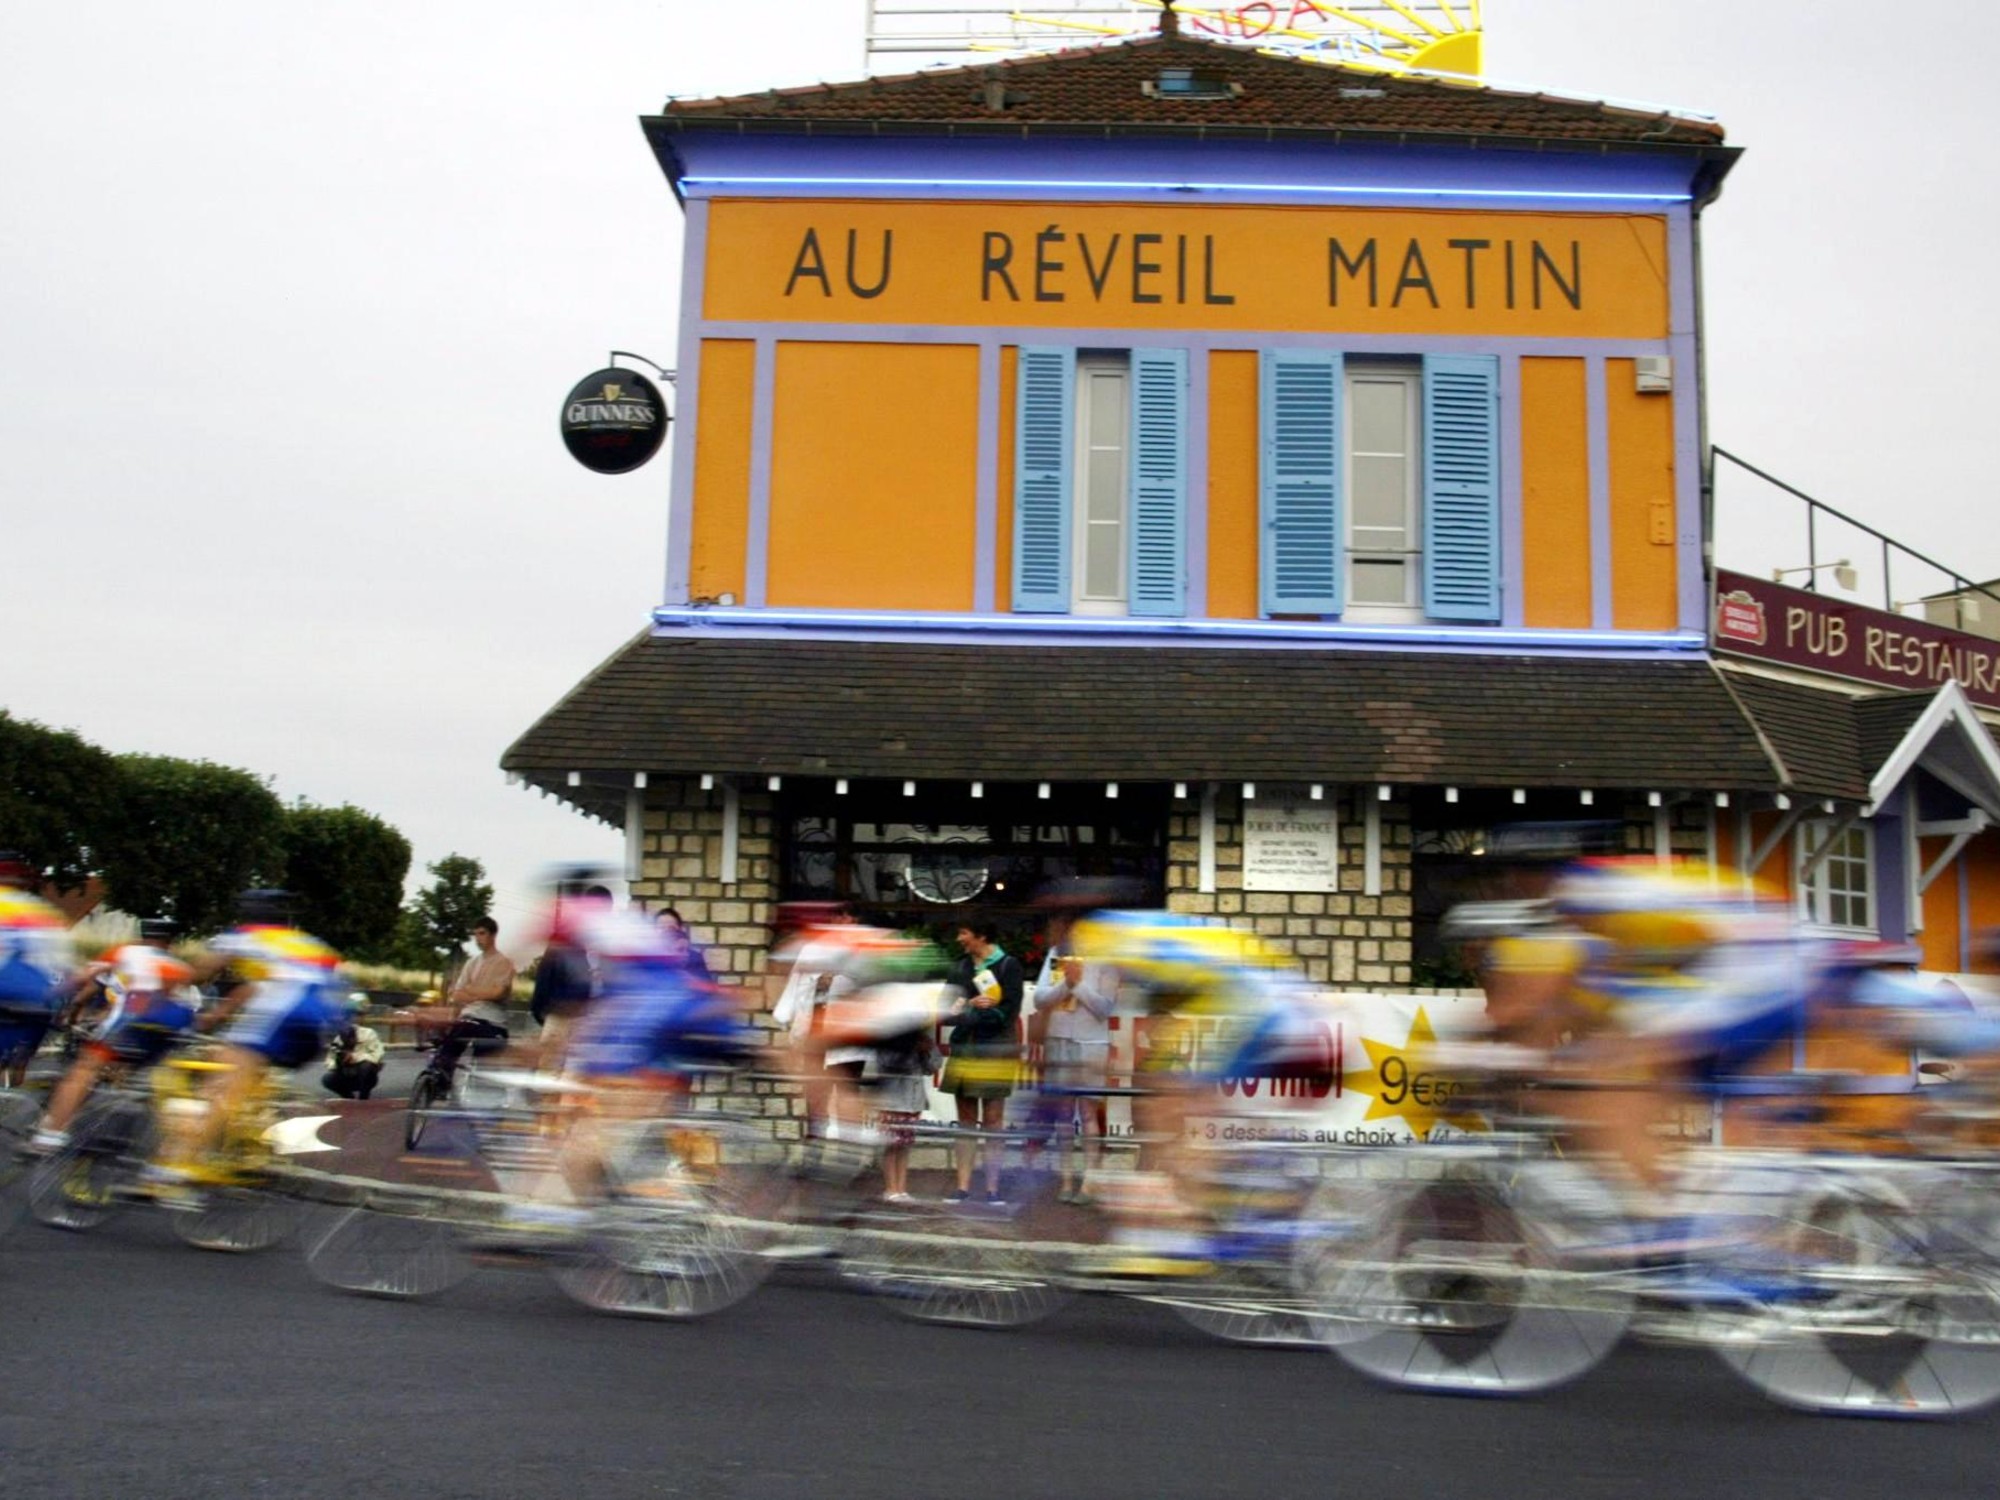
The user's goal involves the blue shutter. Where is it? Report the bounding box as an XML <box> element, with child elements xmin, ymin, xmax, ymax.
<box><xmin>1260</xmin><ymin>350</ymin><xmax>1343</xmax><ymax>615</ymax></box>
<box><xmin>1421</xmin><ymin>353</ymin><xmax>1501</xmax><ymax>623</ymax></box>
<box><xmin>1127</xmin><ymin>348</ymin><xmax>1187</xmax><ymax>617</ymax></box>
<box><xmin>1012</xmin><ymin>346</ymin><xmax>1075</xmax><ymax>613</ymax></box>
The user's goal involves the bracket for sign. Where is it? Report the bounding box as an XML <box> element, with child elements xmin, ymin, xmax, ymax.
<box><xmin>609</xmin><ymin>351</ymin><xmax>676</xmax><ymax>384</ymax></box>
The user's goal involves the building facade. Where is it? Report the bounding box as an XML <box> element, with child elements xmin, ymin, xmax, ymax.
<box><xmin>509</xmin><ymin>25</ymin><xmax>2000</xmax><ymax>1028</ymax></box>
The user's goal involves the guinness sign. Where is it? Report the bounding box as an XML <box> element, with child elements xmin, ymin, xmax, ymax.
<box><xmin>561</xmin><ymin>367</ymin><xmax>667</xmax><ymax>474</ymax></box>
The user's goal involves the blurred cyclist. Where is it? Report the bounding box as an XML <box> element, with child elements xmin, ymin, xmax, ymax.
<box><xmin>1066</xmin><ymin>907</ymin><xmax>1332</xmax><ymax>1271</ymax></box>
<box><xmin>34</xmin><ymin>918</ymin><xmax>197</xmax><ymax>1150</ymax></box>
<box><xmin>0</xmin><ymin>851</ymin><xmax>75</xmax><ymax>1088</ymax></box>
<box><xmin>150</xmin><ymin>891</ymin><xmax>343</xmax><ymax>1191</ymax></box>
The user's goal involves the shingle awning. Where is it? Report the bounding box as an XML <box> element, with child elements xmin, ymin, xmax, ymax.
<box><xmin>506</xmin><ymin>631</ymin><xmax>1785</xmax><ymax>818</ymax></box>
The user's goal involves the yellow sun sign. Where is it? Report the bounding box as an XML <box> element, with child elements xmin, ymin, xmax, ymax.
<box><xmin>1339</xmin><ymin>1005</ymin><xmax>1484</xmax><ymax>1137</ymax></box>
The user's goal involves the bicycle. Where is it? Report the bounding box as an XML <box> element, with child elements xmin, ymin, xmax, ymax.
<box><xmin>27</xmin><ymin>1050</ymin><xmax>303</xmax><ymax>1252</ymax></box>
<box><xmin>404</xmin><ymin>1027</ymin><xmax>513</xmax><ymax>1151</ymax></box>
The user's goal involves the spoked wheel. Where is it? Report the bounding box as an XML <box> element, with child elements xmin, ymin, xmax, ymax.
<box><xmin>1160</xmin><ymin>1262</ymin><xmax>1320</xmax><ymax>1348</ymax></box>
<box><xmin>842</xmin><ymin>1209</ymin><xmax>1067</xmax><ymax>1329</ymax></box>
<box><xmin>404</xmin><ymin>1072</ymin><xmax>446</xmax><ymax>1152</ymax></box>
<box><xmin>29</xmin><ymin>1099</ymin><xmax>148</xmax><ymax>1232</ymax></box>
<box><xmin>306</xmin><ymin>1205</ymin><xmax>472</xmax><ymax>1298</ymax></box>
<box><xmin>550</xmin><ymin>1197</ymin><xmax>765</xmax><ymax>1320</ymax></box>
<box><xmin>1296</xmin><ymin>1161</ymin><xmax>1633</xmax><ymax>1395</ymax></box>
<box><xmin>1718</xmin><ymin>1187</ymin><xmax>2000</xmax><ymax>1417</ymax></box>
<box><xmin>171</xmin><ymin>1182</ymin><xmax>300</xmax><ymax>1252</ymax></box>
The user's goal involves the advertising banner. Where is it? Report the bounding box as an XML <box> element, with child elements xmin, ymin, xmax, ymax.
<box><xmin>1714</xmin><ymin>569</ymin><xmax>2000</xmax><ymax>710</ymax></box>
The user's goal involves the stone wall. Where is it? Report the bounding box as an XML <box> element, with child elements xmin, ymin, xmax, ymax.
<box><xmin>1165</xmin><ymin>784</ymin><xmax>1414</xmax><ymax>988</ymax></box>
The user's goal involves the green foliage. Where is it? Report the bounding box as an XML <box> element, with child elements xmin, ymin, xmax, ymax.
<box><xmin>281</xmin><ymin>802</ymin><xmax>412</xmax><ymax>960</ymax></box>
<box><xmin>0</xmin><ymin>711</ymin><xmax>119</xmax><ymax>891</ymax></box>
<box><xmin>393</xmin><ymin>854</ymin><xmax>495</xmax><ymax>976</ymax></box>
<box><xmin>96</xmin><ymin>753</ymin><xmax>286</xmax><ymax>936</ymax></box>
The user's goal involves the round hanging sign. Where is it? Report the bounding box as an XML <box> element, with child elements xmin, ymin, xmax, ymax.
<box><xmin>560</xmin><ymin>367</ymin><xmax>668</xmax><ymax>474</ymax></box>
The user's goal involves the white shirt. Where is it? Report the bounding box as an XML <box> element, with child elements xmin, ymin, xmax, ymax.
<box><xmin>1031</xmin><ymin>958</ymin><xmax>1118</xmax><ymax>1048</ymax></box>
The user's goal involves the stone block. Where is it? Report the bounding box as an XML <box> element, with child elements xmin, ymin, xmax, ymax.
<box><xmin>1291</xmin><ymin>894</ymin><xmax>1326</xmax><ymax>915</ymax></box>
<box><xmin>1332</xmin><ymin>947</ymin><xmax>1357</xmax><ymax>983</ymax></box>
<box><xmin>720</xmin><ymin>925</ymin><xmax>767</xmax><ymax>947</ymax></box>
<box><xmin>1216</xmin><ymin>894</ymin><xmax>1242</xmax><ymax>914</ymax></box>
<box><xmin>1358</xmin><ymin>940</ymin><xmax>1380</xmax><ymax>961</ymax></box>
<box><xmin>1358</xmin><ymin>964</ymin><xmax>1393</xmax><ymax>984</ymax></box>
<box><xmin>712</xmin><ymin>900</ymin><xmax>752</xmax><ymax>925</ymax></box>
<box><xmin>1293</xmin><ymin>938</ymin><xmax>1330</xmax><ymax>956</ymax></box>
<box><xmin>671</xmin><ymin>857</ymin><xmax>704</xmax><ymax>880</ymax></box>
<box><xmin>1382</xmin><ymin>896</ymin><xmax>1412</xmax><ymax>918</ymax></box>
<box><xmin>1245</xmin><ymin>892</ymin><xmax>1289</xmax><ymax>914</ymax></box>
<box><xmin>1252</xmin><ymin>916</ymin><xmax>1286</xmax><ymax>936</ymax></box>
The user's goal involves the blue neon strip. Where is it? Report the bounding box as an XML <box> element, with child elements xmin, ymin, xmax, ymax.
<box><xmin>679</xmin><ymin>174</ymin><xmax>1691</xmax><ymax>204</ymax></box>
<box><xmin>651</xmin><ymin>604</ymin><xmax>1703</xmax><ymax>652</ymax></box>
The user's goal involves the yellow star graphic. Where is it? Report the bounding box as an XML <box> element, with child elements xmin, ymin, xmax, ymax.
<box><xmin>1338</xmin><ymin>1006</ymin><xmax>1480</xmax><ymax>1139</ymax></box>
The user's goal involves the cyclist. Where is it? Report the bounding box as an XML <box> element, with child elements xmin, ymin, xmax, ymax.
<box><xmin>33</xmin><ymin>918</ymin><xmax>197</xmax><ymax>1152</ymax></box>
<box><xmin>1065</xmin><ymin>907</ymin><xmax>1331</xmax><ymax>1272</ymax></box>
<box><xmin>537</xmin><ymin>898</ymin><xmax>759</xmax><ymax>1216</ymax></box>
<box><xmin>149</xmin><ymin>891</ymin><xmax>343</xmax><ymax>1191</ymax></box>
<box><xmin>1474</xmin><ymin>857</ymin><xmax>1811</xmax><ymax>1192</ymax></box>
<box><xmin>0</xmin><ymin>851</ymin><xmax>75</xmax><ymax>1087</ymax></box>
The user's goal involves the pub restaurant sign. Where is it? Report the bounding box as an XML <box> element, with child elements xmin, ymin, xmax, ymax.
<box><xmin>1714</xmin><ymin>568</ymin><xmax>2000</xmax><ymax>711</ymax></box>
<box><xmin>560</xmin><ymin>367</ymin><xmax>668</xmax><ymax>475</ymax></box>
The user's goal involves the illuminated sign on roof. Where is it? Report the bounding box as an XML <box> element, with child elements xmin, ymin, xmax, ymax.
<box><xmin>864</xmin><ymin>1</ymin><xmax>1483</xmax><ymax>78</ymax></box>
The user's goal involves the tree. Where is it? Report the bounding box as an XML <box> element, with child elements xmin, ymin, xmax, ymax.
<box><xmin>96</xmin><ymin>754</ymin><xmax>286</xmax><ymax>935</ymax></box>
<box><xmin>280</xmin><ymin>802</ymin><xmax>412</xmax><ymax>960</ymax></box>
<box><xmin>0</xmin><ymin>711</ymin><xmax>119</xmax><ymax>892</ymax></box>
<box><xmin>400</xmin><ymin>854</ymin><xmax>494</xmax><ymax>982</ymax></box>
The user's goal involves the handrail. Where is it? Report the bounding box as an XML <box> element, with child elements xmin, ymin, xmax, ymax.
<box><xmin>1713</xmin><ymin>447</ymin><xmax>2000</xmax><ymax>617</ymax></box>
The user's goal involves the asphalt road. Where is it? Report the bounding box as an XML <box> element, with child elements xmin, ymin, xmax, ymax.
<box><xmin>4</xmin><ymin>1203</ymin><xmax>1998</xmax><ymax>1500</ymax></box>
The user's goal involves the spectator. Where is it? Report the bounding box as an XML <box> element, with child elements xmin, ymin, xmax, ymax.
<box><xmin>1032</xmin><ymin>926</ymin><xmax>1118</xmax><ymax>1205</ymax></box>
<box><xmin>322</xmin><ymin>1019</ymin><xmax>385</xmax><ymax>1100</ymax></box>
<box><xmin>942</xmin><ymin>919</ymin><xmax>1022</xmax><ymax>1203</ymax></box>
<box><xmin>435</xmin><ymin>915</ymin><xmax>516</xmax><ymax>1080</ymax></box>
<box><xmin>657</xmin><ymin>907</ymin><xmax>715</xmax><ymax>983</ymax></box>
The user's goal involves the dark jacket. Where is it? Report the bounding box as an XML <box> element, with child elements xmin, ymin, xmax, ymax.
<box><xmin>946</xmin><ymin>950</ymin><xmax>1023</xmax><ymax>1055</ymax></box>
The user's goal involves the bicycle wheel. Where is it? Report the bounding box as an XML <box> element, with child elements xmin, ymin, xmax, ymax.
<box><xmin>29</xmin><ymin>1097</ymin><xmax>147</xmax><ymax>1232</ymax></box>
<box><xmin>306</xmin><ymin>1205</ymin><xmax>472</xmax><ymax>1298</ymax></box>
<box><xmin>841</xmin><ymin>1210</ymin><xmax>1067</xmax><ymax>1329</ymax></box>
<box><xmin>171</xmin><ymin>1183</ymin><xmax>300</xmax><ymax>1252</ymax></box>
<box><xmin>405</xmin><ymin>1071</ymin><xmax>444</xmax><ymax>1152</ymax></box>
<box><xmin>1296</xmin><ymin>1157</ymin><xmax>1633</xmax><ymax>1395</ymax></box>
<box><xmin>1717</xmin><ymin>1182</ymin><xmax>2000</xmax><ymax>1417</ymax></box>
<box><xmin>1162</xmin><ymin>1262</ymin><xmax>1320</xmax><ymax>1348</ymax></box>
<box><xmin>550</xmin><ymin>1197</ymin><xmax>765</xmax><ymax>1320</ymax></box>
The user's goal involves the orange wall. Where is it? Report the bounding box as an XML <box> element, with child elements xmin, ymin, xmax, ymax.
<box><xmin>1918</xmin><ymin>835</ymin><xmax>1965</xmax><ymax>973</ymax></box>
<box><xmin>1519</xmin><ymin>357</ymin><xmax>1592</xmax><ymax>628</ymax></box>
<box><xmin>767</xmin><ymin>342</ymin><xmax>980</xmax><ymax>611</ymax></box>
<box><xmin>1607</xmin><ymin>360</ymin><xmax>1678</xmax><ymax>631</ymax></box>
<box><xmin>1208</xmin><ymin>351</ymin><xmax>1261</xmax><ymax>620</ymax></box>
<box><xmin>1965</xmin><ymin>831</ymin><xmax>2000</xmax><ymax>974</ymax></box>
<box><xmin>687</xmin><ymin>339</ymin><xmax>755</xmax><ymax>603</ymax></box>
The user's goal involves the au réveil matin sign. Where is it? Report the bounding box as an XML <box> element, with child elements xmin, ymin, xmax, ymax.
<box><xmin>1714</xmin><ymin>569</ymin><xmax>2000</xmax><ymax>710</ymax></box>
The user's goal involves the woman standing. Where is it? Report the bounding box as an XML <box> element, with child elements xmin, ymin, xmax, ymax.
<box><xmin>942</xmin><ymin>920</ymin><xmax>1022</xmax><ymax>1203</ymax></box>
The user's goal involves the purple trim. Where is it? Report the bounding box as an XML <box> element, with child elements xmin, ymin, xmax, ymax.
<box><xmin>974</xmin><ymin>344</ymin><xmax>1000</xmax><ymax>613</ymax></box>
<box><xmin>1667</xmin><ymin>207</ymin><xmax>1705</xmax><ymax>635</ymax></box>
<box><xmin>672</xmin><ymin>135</ymin><xmax>1708</xmax><ymax>200</ymax></box>
<box><xmin>745</xmin><ymin>337</ymin><xmax>776</xmax><ymax>608</ymax></box>
<box><xmin>1960</xmin><ymin>854</ymin><xmax>1972</xmax><ymax>973</ymax></box>
<box><xmin>1185</xmin><ymin>345</ymin><xmax>1210</xmax><ymax>619</ymax></box>
<box><xmin>1874</xmin><ymin>798</ymin><xmax>1909</xmax><ymax>943</ymax></box>
<box><xmin>651</xmin><ymin>603</ymin><xmax>1702</xmax><ymax>654</ymax></box>
<box><xmin>1586</xmin><ymin>357</ymin><xmax>1612</xmax><ymax>632</ymax></box>
<box><xmin>690</xmin><ymin>323</ymin><xmax>1674</xmax><ymax>360</ymax></box>
<box><xmin>685</xmin><ymin>179</ymin><xmax>1685</xmax><ymax>213</ymax></box>
<box><xmin>1499</xmin><ymin>355</ymin><xmax>1525</xmax><ymax>629</ymax></box>
<box><xmin>664</xmin><ymin>200</ymin><xmax>710</xmax><ymax>605</ymax></box>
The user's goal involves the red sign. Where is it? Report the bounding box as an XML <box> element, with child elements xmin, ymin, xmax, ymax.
<box><xmin>1714</xmin><ymin>569</ymin><xmax>2000</xmax><ymax>709</ymax></box>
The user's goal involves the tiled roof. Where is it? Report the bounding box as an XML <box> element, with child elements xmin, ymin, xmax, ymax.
<box><xmin>652</xmin><ymin>32</ymin><xmax>1724</xmax><ymax>149</ymax></box>
<box><xmin>505</xmin><ymin>632</ymin><xmax>1779</xmax><ymax>817</ymax></box>
<box><xmin>1854</xmin><ymin>692</ymin><xmax>1937</xmax><ymax>770</ymax></box>
<box><xmin>1719</xmin><ymin>671</ymin><xmax>1873</xmax><ymax>801</ymax></box>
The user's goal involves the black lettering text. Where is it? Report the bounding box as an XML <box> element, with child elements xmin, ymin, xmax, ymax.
<box><xmin>784</xmin><ymin>228</ymin><xmax>831</xmax><ymax>297</ymax></box>
<box><xmin>981</xmin><ymin>231</ymin><xmax>1019</xmax><ymax>301</ymax></box>
<box><xmin>1328</xmin><ymin>237</ymin><xmax>1378</xmax><ymax>306</ymax></box>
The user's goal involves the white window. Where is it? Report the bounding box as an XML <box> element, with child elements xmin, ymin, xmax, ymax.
<box><xmin>1071</xmin><ymin>355</ymin><xmax>1130</xmax><ymax>616</ymax></box>
<box><xmin>1798</xmin><ymin>820</ymin><xmax>1874</xmax><ymax>933</ymax></box>
<box><xmin>1345</xmin><ymin>365</ymin><xmax>1422</xmax><ymax>621</ymax></box>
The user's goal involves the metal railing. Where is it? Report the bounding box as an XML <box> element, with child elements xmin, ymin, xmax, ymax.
<box><xmin>1712</xmin><ymin>447</ymin><xmax>2000</xmax><ymax>622</ymax></box>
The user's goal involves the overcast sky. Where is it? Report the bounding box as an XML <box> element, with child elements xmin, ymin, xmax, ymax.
<box><xmin>3</xmin><ymin>2</ymin><xmax>1989</xmax><ymax>954</ymax></box>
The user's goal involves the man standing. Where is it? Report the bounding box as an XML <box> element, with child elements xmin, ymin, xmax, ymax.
<box><xmin>435</xmin><ymin>916</ymin><xmax>516</xmax><ymax>1079</ymax></box>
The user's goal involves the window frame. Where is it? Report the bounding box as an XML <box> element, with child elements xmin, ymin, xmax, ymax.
<box><xmin>1341</xmin><ymin>361</ymin><xmax>1424</xmax><ymax>623</ymax></box>
<box><xmin>1795</xmin><ymin>818</ymin><xmax>1876</xmax><ymax>936</ymax></box>
<box><xmin>1070</xmin><ymin>353</ymin><xmax>1132</xmax><ymax>617</ymax></box>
